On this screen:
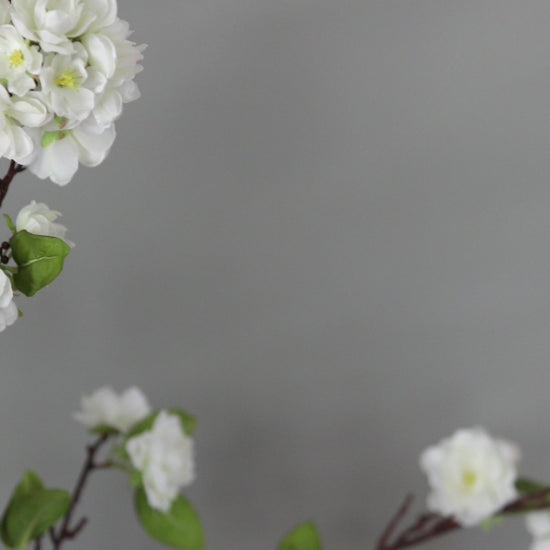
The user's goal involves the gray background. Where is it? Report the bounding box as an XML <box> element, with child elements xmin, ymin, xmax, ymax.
<box><xmin>1</xmin><ymin>1</ymin><xmax>549</xmax><ymax>548</ymax></box>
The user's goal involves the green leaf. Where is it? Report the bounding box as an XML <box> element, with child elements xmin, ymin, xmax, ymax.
<box><xmin>10</xmin><ymin>231</ymin><xmax>71</xmax><ymax>296</ymax></box>
<box><xmin>1</xmin><ymin>471</ymin><xmax>44</xmax><ymax>546</ymax></box>
<box><xmin>2</xmin><ymin>489</ymin><xmax>70</xmax><ymax>549</ymax></box>
<box><xmin>4</xmin><ymin>214</ymin><xmax>15</xmax><ymax>233</ymax></box>
<box><xmin>129</xmin><ymin>469</ymin><xmax>143</xmax><ymax>488</ymax></box>
<box><xmin>135</xmin><ymin>488</ymin><xmax>204</xmax><ymax>549</ymax></box>
<box><xmin>277</xmin><ymin>522</ymin><xmax>322</xmax><ymax>550</ymax></box>
<box><xmin>516</xmin><ymin>477</ymin><xmax>547</xmax><ymax>495</ymax></box>
<box><xmin>126</xmin><ymin>409</ymin><xmax>196</xmax><ymax>439</ymax></box>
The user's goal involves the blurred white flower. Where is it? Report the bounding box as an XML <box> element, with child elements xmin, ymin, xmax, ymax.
<box><xmin>126</xmin><ymin>411</ymin><xmax>195</xmax><ymax>512</ymax></box>
<box><xmin>74</xmin><ymin>386</ymin><xmax>151</xmax><ymax>433</ymax></box>
<box><xmin>0</xmin><ymin>268</ymin><xmax>12</xmax><ymax>308</ymax></box>
<box><xmin>16</xmin><ymin>200</ymin><xmax>74</xmax><ymax>246</ymax></box>
<box><xmin>527</xmin><ymin>511</ymin><xmax>550</xmax><ymax>550</ymax></box>
<box><xmin>419</xmin><ymin>427</ymin><xmax>519</xmax><ymax>526</ymax></box>
<box><xmin>0</xmin><ymin>299</ymin><xmax>18</xmax><ymax>332</ymax></box>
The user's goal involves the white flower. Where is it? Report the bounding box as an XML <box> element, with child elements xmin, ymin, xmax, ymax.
<box><xmin>16</xmin><ymin>200</ymin><xmax>73</xmax><ymax>246</ymax></box>
<box><xmin>0</xmin><ymin>269</ymin><xmax>12</xmax><ymax>308</ymax></box>
<box><xmin>39</xmin><ymin>45</ymin><xmax>100</xmax><ymax>121</ymax></box>
<box><xmin>419</xmin><ymin>427</ymin><xmax>519</xmax><ymax>526</ymax></box>
<box><xmin>126</xmin><ymin>411</ymin><xmax>195</xmax><ymax>512</ymax></box>
<box><xmin>527</xmin><ymin>512</ymin><xmax>550</xmax><ymax>550</ymax></box>
<box><xmin>73</xmin><ymin>386</ymin><xmax>151</xmax><ymax>433</ymax></box>
<box><xmin>0</xmin><ymin>299</ymin><xmax>18</xmax><ymax>332</ymax></box>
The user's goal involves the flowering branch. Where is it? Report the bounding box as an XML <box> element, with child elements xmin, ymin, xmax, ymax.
<box><xmin>374</xmin><ymin>486</ymin><xmax>550</xmax><ymax>550</ymax></box>
<box><xmin>50</xmin><ymin>433</ymin><xmax>111</xmax><ymax>549</ymax></box>
<box><xmin>0</xmin><ymin>160</ymin><xmax>25</xmax><ymax>209</ymax></box>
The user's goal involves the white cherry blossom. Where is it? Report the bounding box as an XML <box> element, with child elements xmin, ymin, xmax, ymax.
<box><xmin>0</xmin><ymin>24</ymin><xmax>42</xmax><ymax>96</ymax></box>
<box><xmin>126</xmin><ymin>411</ymin><xmax>195</xmax><ymax>512</ymax></box>
<box><xmin>419</xmin><ymin>427</ymin><xmax>519</xmax><ymax>526</ymax></box>
<box><xmin>39</xmin><ymin>45</ymin><xmax>99</xmax><ymax>121</ymax></box>
<box><xmin>73</xmin><ymin>386</ymin><xmax>151</xmax><ymax>433</ymax></box>
<box><xmin>0</xmin><ymin>85</ymin><xmax>49</xmax><ymax>164</ymax></box>
<box><xmin>82</xmin><ymin>18</ymin><xmax>144</xmax><ymax>127</ymax></box>
<box><xmin>26</xmin><ymin>116</ymin><xmax>115</xmax><ymax>185</ymax></box>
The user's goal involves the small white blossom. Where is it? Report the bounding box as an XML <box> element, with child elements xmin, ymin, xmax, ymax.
<box><xmin>527</xmin><ymin>512</ymin><xmax>550</xmax><ymax>550</ymax></box>
<box><xmin>0</xmin><ymin>85</ymin><xmax>50</xmax><ymax>164</ymax></box>
<box><xmin>82</xmin><ymin>18</ymin><xmax>144</xmax><ymax>127</ymax></box>
<box><xmin>73</xmin><ymin>386</ymin><xmax>151</xmax><ymax>433</ymax></box>
<box><xmin>39</xmin><ymin>45</ymin><xmax>98</xmax><ymax>121</ymax></box>
<box><xmin>126</xmin><ymin>411</ymin><xmax>195</xmax><ymax>512</ymax></box>
<box><xmin>0</xmin><ymin>299</ymin><xmax>18</xmax><ymax>332</ymax></box>
<box><xmin>16</xmin><ymin>200</ymin><xmax>74</xmax><ymax>246</ymax></box>
<box><xmin>419</xmin><ymin>427</ymin><xmax>519</xmax><ymax>526</ymax></box>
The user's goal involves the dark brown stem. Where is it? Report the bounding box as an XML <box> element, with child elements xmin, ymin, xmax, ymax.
<box><xmin>374</xmin><ymin>486</ymin><xmax>550</xmax><ymax>550</ymax></box>
<box><xmin>0</xmin><ymin>160</ymin><xmax>25</xmax><ymax>209</ymax></box>
<box><xmin>376</xmin><ymin>495</ymin><xmax>414</xmax><ymax>549</ymax></box>
<box><xmin>51</xmin><ymin>434</ymin><xmax>110</xmax><ymax>550</ymax></box>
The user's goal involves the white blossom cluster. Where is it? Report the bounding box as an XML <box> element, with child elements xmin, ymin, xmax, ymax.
<box><xmin>74</xmin><ymin>386</ymin><xmax>195</xmax><ymax>513</ymax></box>
<box><xmin>126</xmin><ymin>410</ymin><xmax>196</xmax><ymax>512</ymax></box>
<box><xmin>0</xmin><ymin>0</ymin><xmax>143</xmax><ymax>185</ymax></box>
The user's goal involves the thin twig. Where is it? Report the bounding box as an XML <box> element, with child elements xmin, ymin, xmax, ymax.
<box><xmin>376</xmin><ymin>495</ymin><xmax>413</xmax><ymax>549</ymax></box>
<box><xmin>51</xmin><ymin>434</ymin><xmax>110</xmax><ymax>550</ymax></box>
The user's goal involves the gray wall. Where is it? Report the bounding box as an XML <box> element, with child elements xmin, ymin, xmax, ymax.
<box><xmin>2</xmin><ymin>1</ymin><xmax>549</xmax><ymax>548</ymax></box>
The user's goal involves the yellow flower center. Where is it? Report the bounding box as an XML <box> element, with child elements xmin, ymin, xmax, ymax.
<box><xmin>55</xmin><ymin>70</ymin><xmax>81</xmax><ymax>91</ymax></box>
<box><xmin>9</xmin><ymin>50</ymin><xmax>24</xmax><ymax>68</ymax></box>
<box><xmin>462</xmin><ymin>470</ymin><xmax>477</xmax><ymax>490</ymax></box>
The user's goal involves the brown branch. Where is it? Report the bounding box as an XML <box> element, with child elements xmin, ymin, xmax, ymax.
<box><xmin>373</xmin><ymin>486</ymin><xmax>550</xmax><ymax>550</ymax></box>
<box><xmin>0</xmin><ymin>160</ymin><xmax>25</xmax><ymax>209</ymax></box>
<box><xmin>51</xmin><ymin>434</ymin><xmax>111</xmax><ymax>550</ymax></box>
